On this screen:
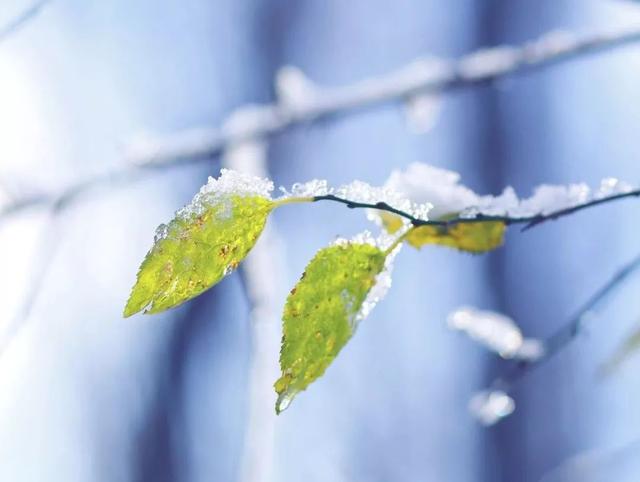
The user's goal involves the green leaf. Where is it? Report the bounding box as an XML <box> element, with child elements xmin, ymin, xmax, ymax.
<box><xmin>275</xmin><ymin>242</ymin><xmax>388</xmax><ymax>413</ymax></box>
<box><xmin>124</xmin><ymin>194</ymin><xmax>273</xmax><ymax>316</ymax></box>
<box><xmin>379</xmin><ymin>211</ymin><xmax>505</xmax><ymax>253</ymax></box>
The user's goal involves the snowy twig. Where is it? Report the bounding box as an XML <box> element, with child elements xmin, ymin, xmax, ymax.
<box><xmin>0</xmin><ymin>0</ymin><xmax>53</xmax><ymax>44</ymax></box>
<box><xmin>0</xmin><ymin>159</ymin><xmax>209</xmax><ymax>226</ymax></box>
<box><xmin>3</xmin><ymin>25</ymin><xmax>640</xmax><ymax>222</ymax></box>
<box><xmin>312</xmin><ymin>189</ymin><xmax>640</xmax><ymax>230</ymax></box>
<box><xmin>124</xmin><ymin>25</ymin><xmax>640</xmax><ymax>166</ymax></box>
<box><xmin>489</xmin><ymin>251</ymin><xmax>640</xmax><ymax>393</ymax></box>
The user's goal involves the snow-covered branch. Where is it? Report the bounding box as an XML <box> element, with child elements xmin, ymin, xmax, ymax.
<box><xmin>125</xmin><ymin>25</ymin><xmax>640</xmax><ymax>166</ymax></box>
<box><xmin>312</xmin><ymin>188</ymin><xmax>640</xmax><ymax>230</ymax></box>
<box><xmin>3</xmin><ymin>25</ymin><xmax>640</xmax><ymax>222</ymax></box>
<box><xmin>471</xmin><ymin>251</ymin><xmax>640</xmax><ymax>425</ymax></box>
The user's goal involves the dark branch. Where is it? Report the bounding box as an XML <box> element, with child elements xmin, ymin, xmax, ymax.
<box><xmin>313</xmin><ymin>189</ymin><xmax>640</xmax><ymax>230</ymax></box>
<box><xmin>489</xmin><ymin>251</ymin><xmax>640</xmax><ymax>393</ymax></box>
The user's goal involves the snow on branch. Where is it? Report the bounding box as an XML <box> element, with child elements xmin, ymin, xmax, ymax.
<box><xmin>126</xmin><ymin>25</ymin><xmax>640</xmax><ymax>167</ymax></box>
<box><xmin>3</xmin><ymin>25</ymin><xmax>640</xmax><ymax>221</ymax></box>
<box><xmin>310</xmin><ymin>163</ymin><xmax>640</xmax><ymax>231</ymax></box>
<box><xmin>471</xmin><ymin>251</ymin><xmax>640</xmax><ymax>425</ymax></box>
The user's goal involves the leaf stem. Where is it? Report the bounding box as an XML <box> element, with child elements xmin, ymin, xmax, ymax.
<box><xmin>271</xmin><ymin>196</ymin><xmax>315</xmax><ymax>208</ymax></box>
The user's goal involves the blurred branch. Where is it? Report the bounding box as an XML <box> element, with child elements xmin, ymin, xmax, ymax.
<box><xmin>222</xmin><ymin>136</ymin><xmax>280</xmax><ymax>482</ymax></box>
<box><xmin>312</xmin><ymin>189</ymin><xmax>640</xmax><ymax>229</ymax></box>
<box><xmin>0</xmin><ymin>0</ymin><xmax>53</xmax><ymax>44</ymax></box>
<box><xmin>489</xmin><ymin>251</ymin><xmax>640</xmax><ymax>393</ymax></box>
<box><xmin>0</xmin><ymin>157</ymin><xmax>209</xmax><ymax>226</ymax></box>
<box><xmin>3</xmin><ymin>25</ymin><xmax>640</xmax><ymax>222</ymax></box>
<box><xmin>0</xmin><ymin>207</ymin><xmax>61</xmax><ymax>355</ymax></box>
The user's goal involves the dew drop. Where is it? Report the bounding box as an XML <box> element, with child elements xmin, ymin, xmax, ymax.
<box><xmin>275</xmin><ymin>390</ymin><xmax>296</xmax><ymax>414</ymax></box>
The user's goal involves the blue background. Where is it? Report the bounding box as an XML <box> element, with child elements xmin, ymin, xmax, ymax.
<box><xmin>1</xmin><ymin>1</ymin><xmax>640</xmax><ymax>481</ymax></box>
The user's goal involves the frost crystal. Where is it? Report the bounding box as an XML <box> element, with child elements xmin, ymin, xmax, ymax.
<box><xmin>448</xmin><ymin>307</ymin><xmax>544</xmax><ymax>361</ymax></box>
<box><xmin>279</xmin><ymin>179</ymin><xmax>331</xmax><ymax>198</ymax></box>
<box><xmin>279</xmin><ymin>177</ymin><xmax>432</xmax><ymax>224</ymax></box>
<box><xmin>355</xmin><ymin>243</ymin><xmax>400</xmax><ymax>325</ymax></box>
<box><xmin>330</xmin><ymin>231</ymin><xmax>401</xmax><ymax>331</ymax></box>
<box><xmin>174</xmin><ymin>169</ymin><xmax>273</xmax><ymax>226</ymax></box>
<box><xmin>335</xmin><ymin>180</ymin><xmax>431</xmax><ymax>222</ymax></box>
<box><xmin>469</xmin><ymin>390</ymin><xmax>515</xmax><ymax>426</ymax></box>
<box><xmin>384</xmin><ymin>162</ymin><xmax>637</xmax><ymax>220</ymax></box>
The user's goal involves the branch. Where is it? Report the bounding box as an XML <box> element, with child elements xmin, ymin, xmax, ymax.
<box><xmin>3</xmin><ymin>25</ymin><xmax>640</xmax><ymax>222</ymax></box>
<box><xmin>124</xmin><ymin>25</ymin><xmax>640</xmax><ymax>166</ymax></box>
<box><xmin>489</xmin><ymin>251</ymin><xmax>640</xmax><ymax>394</ymax></box>
<box><xmin>312</xmin><ymin>189</ymin><xmax>640</xmax><ymax>230</ymax></box>
<box><xmin>0</xmin><ymin>0</ymin><xmax>53</xmax><ymax>44</ymax></box>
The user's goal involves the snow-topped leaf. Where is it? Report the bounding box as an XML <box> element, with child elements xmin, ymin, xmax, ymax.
<box><xmin>275</xmin><ymin>241</ymin><xmax>388</xmax><ymax>413</ymax></box>
<box><xmin>124</xmin><ymin>170</ymin><xmax>274</xmax><ymax>316</ymax></box>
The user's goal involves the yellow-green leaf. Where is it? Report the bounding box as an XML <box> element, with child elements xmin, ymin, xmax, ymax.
<box><xmin>406</xmin><ymin>221</ymin><xmax>505</xmax><ymax>253</ymax></box>
<box><xmin>124</xmin><ymin>194</ymin><xmax>273</xmax><ymax>316</ymax></box>
<box><xmin>275</xmin><ymin>242</ymin><xmax>387</xmax><ymax>413</ymax></box>
<box><xmin>380</xmin><ymin>211</ymin><xmax>505</xmax><ymax>253</ymax></box>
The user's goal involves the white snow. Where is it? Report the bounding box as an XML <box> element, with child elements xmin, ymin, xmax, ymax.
<box><xmin>275</xmin><ymin>66</ymin><xmax>319</xmax><ymax>111</ymax></box>
<box><xmin>355</xmin><ymin>242</ymin><xmax>401</xmax><ymax>326</ymax></box>
<box><xmin>383</xmin><ymin>162</ymin><xmax>636</xmax><ymax>221</ymax></box>
<box><xmin>447</xmin><ymin>306</ymin><xmax>544</xmax><ymax>361</ymax></box>
<box><xmin>384</xmin><ymin>163</ymin><xmax>478</xmax><ymax>219</ymax></box>
<box><xmin>331</xmin><ymin>231</ymin><xmax>401</xmax><ymax>331</ymax></box>
<box><xmin>278</xmin><ymin>179</ymin><xmax>331</xmax><ymax>198</ymax></box>
<box><xmin>403</xmin><ymin>92</ymin><xmax>442</xmax><ymax>133</ymax></box>
<box><xmin>469</xmin><ymin>390</ymin><xmax>515</xmax><ymax>426</ymax></box>
<box><xmin>167</xmin><ymin>169</ymin><xmax>273</xmax><ymax>234</ymax></box>
<box><xmin>279</xmin><ymin>177</ymin><xmax>432</xmax><ymax>225</ymax></box>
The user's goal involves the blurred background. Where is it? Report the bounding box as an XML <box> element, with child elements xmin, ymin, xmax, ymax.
<box><xmin>1</xmin><ymin>1</ymin><xmax>640</xmax><ymax>481</ymax></box>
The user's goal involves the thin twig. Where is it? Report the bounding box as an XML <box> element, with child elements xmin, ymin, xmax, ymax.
<box><xmin>0</xmin><ymin>204</ymin><xmax>62</xmax><ymax>356</ymax></box>
<box><xmin>0</xmin><ymin>157</ymin><xmax>209</xmax><ymax>226</ymax></box>
<box><xmin>0</xmin><ymin>0</ymin><xmax>53</xmax><ymax>44</ymax></box>
<box><xmin>489</xmin><ymin>251</ymin><xmax>640</xmax><ymax>393</ymax></box>
<box><xmin>3</xmin><ymin>25</ymin><xmax>640</xmax><ymax>222</ymax></box>
<box><xmin>312</xmin><ymin>190</ymin><xmax>640</xmax><ymax>230</ymax></box>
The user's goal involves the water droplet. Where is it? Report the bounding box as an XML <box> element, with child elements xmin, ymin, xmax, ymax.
<box><xmin>275</xmin><ymin>390</ymin><xmax>296</xmax><ymax>414</ymax></box>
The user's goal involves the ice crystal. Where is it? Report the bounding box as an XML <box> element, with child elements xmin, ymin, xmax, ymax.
<box><xmin>278</xmin><ymin>179</ymin><xmax>331</xmax><ymax>198</ymax></box>
<box><xmin>469</xmin><ymin>390</ymin><xmax>515</xmax><ymax>426</ymax></box>
<box><xmin>279</xmin><ymin>177</ymin><xmax>431</xmax><ymax>224</ymax></box>
<box><xmin>172</xmin><ymin>169</ymin><xmax>273</xmax><ymax>230</ymax></box>
<box><xmin>356</xmin><ymin>243</ymin><xmax>400</xmax><ymax>325</ymax></box>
